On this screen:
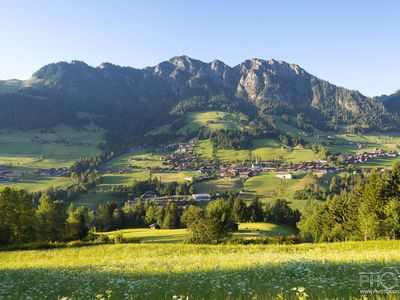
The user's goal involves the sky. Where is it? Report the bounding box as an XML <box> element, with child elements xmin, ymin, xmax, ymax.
<box><xmin>0</xmin><ymin>0</ymin><xmax>399</xmax><ymax>97</ymax></box>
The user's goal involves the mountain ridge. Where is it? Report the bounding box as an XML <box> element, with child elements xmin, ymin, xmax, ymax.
<box><xmin>0</xmin><ymin>56</ymin><xmax>398</xmax><ymax>149</ymax></box>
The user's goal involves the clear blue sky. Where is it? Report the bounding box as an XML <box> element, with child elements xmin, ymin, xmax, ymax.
<box><xmin>0</xmin><ymin>0</ymin><xmax>399</xmax><ymax>96</ymax></box>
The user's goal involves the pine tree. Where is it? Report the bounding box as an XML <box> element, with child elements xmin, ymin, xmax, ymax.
<box><xmin>232</xmin><ymin>197</ymin><xmax>247</xmax><ymax>222</ymax></box>
<box><xmin>162</xmin><ymin>202</ymin><xmax>179</xmax><ymax>229</ymax></box>
<box><xmin>36</xmin><ymin>195</ymin><xmax>67</xmax><ymax>242</ymax></box>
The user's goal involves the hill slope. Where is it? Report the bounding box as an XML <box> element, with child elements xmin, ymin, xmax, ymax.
<box><xmin>0</xmin><ymin>56</ymin><xmax>398</xmax><ymax>149</ymax></box>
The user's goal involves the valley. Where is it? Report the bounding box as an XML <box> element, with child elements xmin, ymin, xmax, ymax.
<box><xmin>1</xmin><ymin>109</ymin><xmax>399</xmax><ymax>208</ymax></box>
<box><xmin>1</xmin><ymin>56</ymin><xmax>400</xmax><ymax>300</ymax></box>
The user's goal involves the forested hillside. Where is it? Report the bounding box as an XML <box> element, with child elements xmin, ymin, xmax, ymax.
<box><xmin>0</xmin><ymin>56</ymin><xmax>398</xmax><ymax>151</ymax></box>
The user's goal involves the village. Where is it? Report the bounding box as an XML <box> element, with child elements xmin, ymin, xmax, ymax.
<box><xmin>113</xmin><ymin>140</ymin><xmax>400</xmax><ymax>181</ymax></box>
<box><xmin>2</xmin><ymin>139</ymin><xmax>398</xmax><ymax>186</ymax></box>
<box><xmin>156</xmin><ymin>140</ymin><xmax>400</xmax><ymax>180</ymax></box>
<box><xmin>0</xmin><ymin>165</ymin><xmax>70</xmax><ymax>184</ymax></box>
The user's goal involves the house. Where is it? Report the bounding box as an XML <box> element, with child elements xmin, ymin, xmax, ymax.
<box><xmin>4</xmin><ymin>173</ymin><xmax>22</xmax><ymax>181</ymax></box>
<box><xmin>239</xmin><ymin>170</ymin><xmax>253</xmax><ymax>178</ymax></box>
<box><xmin>149</xmin><ymin>223</ymin><xmax>161</xmax><ymax>229</ymax></box>
<box><xmin>251</xmin><ymin>163</ymin><xmax>263</xmax><ymax>171</ymax></box>
<box><xmin>229</xmin><ymin>222</ymin><xmax>239</xmax><ymax>232</ymax></box>
<box><xmin>276</xmin><ymin>173</ymin><xmax>293</xmax><ymax>179</ymax></box>
<box><xmin>192</xmin><ymin>194</ymin><xmax>211</xmax><ymax>201</ymax></box>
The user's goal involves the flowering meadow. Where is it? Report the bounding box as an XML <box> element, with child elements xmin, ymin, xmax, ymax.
<box><xmin>0</xmin><ymin>241</ymin><xmax>399</xmax><ymax>299</ymax></box>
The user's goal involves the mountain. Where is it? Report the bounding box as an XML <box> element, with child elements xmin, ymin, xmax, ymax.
<box><xmin>377</xmin><ymin>90</ymin><xmax>400</xmax><ymax>112</ymax></box>
<box><xmin>0</xmin><ymin>56</ymin><xmax>398</xmax><ymax>149</ymax></box>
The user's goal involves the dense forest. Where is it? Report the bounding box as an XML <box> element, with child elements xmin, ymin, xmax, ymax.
<box><xmin>299</xmin><ymin>163</ymin><xmax>400</xmax><ymax>242</ymax></box>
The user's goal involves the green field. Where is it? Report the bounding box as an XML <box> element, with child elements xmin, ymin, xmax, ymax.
<box><xmin>107</xmin><ymin>151</ymin><xmax>166</xmax><ymax>170</ymax></box>
<box><xmin>194</xmin><ymin>139</ymin><xmax>214</xmax><ymax>160</ymax></box>
<box><xmin>98</xmin><ymin>171</ymin><xmax>151</xmax><ymax>188</ymax></box>
<box><xmin>195</xmin><ymin>138</ymin><xmax>322</xmax><ymax>163</ymax></box>
<box><xmin>103</xmin><ymin>223</ymin><xmax>296</xmax><ymax>243</ymax></box>
<box><xmin>177</xmin><ymin>111</ymin><xmax>245</xmax><ymax>134</ymax></box>
<box><xmin>152</xmin><ymin>171</ymin><xmax>197</xmax><ymax>183</ymax></box>
<box><xmin>195</xmin><ymin>177</ymin><xmax>243</xmax><ymax>194</ymax></box>
<box><xmin>0</xmin><ymin>240</ymin><xmax>398</xmax><ymax>299</ymax></box>
<box><xmin>235</xmin><ymin>222</ymin><xmax>297</xmax><ymax>238</ymax></box>
<box><xmin>0</xmin><ymin>124</ymin><xmax>103</xmax><ymax>191</ymax></box>
<box><xmin>243</xmin><ymin>172</ymin><xmax>318</xmax><ymax>209</ymax></box>
<box><xmin>1</xmin><ymin>174</ymin><xmax>72</xmax><ymax>193</ymax></box>
<box><xmin>105</xmin><ymin>228</ymin><xmax>188</xmax><ymax>243</ymax></box>
<box><xmin>148</xmin><ymin>111</ymin><xmax>246</xmax><ymax>136</ymax></box>
<box><xmin>73</xmin><ymin>191</ymin><xmax>123</xmax><ymax>210</ymax></box>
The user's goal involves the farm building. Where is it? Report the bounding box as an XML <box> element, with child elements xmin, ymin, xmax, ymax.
<box><xmin>192</xmin><ymin>194</ymin><xmax>211</xmax><ymax>201</ymax></box>
<box><xmin>251</xmin><ymin>163</ymin><xmax>263</xmax><ymax>171</ymax></box>
<box><xmin>276</xmin><ymin>173</ymin><xmax>293</xmax><ymax>179</ymax></box>
<box><xmin>149</xmin><ymin>223</ymin><xmax>161</xmax><ymax>229</ymax></box>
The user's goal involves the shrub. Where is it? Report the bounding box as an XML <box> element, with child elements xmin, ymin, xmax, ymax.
<box><xmin>113</xmin><ymin>232</ymin><xmax>125</xmax><ymax>244</ymax></box>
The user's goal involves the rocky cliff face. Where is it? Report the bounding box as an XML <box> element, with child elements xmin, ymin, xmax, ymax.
<box><xmin>7</xmin><ymin>55</ymin><xmax>397</xmax><ymax>131</ymax></box>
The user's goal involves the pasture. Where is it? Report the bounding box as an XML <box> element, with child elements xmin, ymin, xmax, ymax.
<box><xmin>107</xmin><ymin>151</ymin><xmax>165</xmax><ymax>170</ymax></box>
<box><xmin>0</xmin><ymin>124</ymin><xmax>103</xmax><ymax>191</ymax></box>
<box><xmin>73</xmin><ymin>191</ymin><xmax>123</xmax><ymax>210</ymax></box>
<box><xmin>177</xmin><ymin>111</ymin><xmax>245</xmax><ymax>134</ymax></box>
<box><xmin>147</xmin><ymin>111</ymin><xmax>246</xmax><ymax>136</ymax></box>
<box><xmin>242</xmin><ymin>172</ymin><xmax>318</xmax><ymax>210</ymax></box>
<box><xmin>0</xmin><ymin>241</ymin><xmax>398</xmax><ymax>299</ymax></box>
<box><xmin>103</xmin><ymin>222</ymin><xmax>295</xmax><ymax>243</ymax></box>
<box><xmin>1</xmin><ymin>174</ymin><xmax>72</xmax><ymax>193</ymax></box>
<box><xmin>195</xmin><ymin>177</ymin><xmax>243</xmax><ymax>194</ymax></box>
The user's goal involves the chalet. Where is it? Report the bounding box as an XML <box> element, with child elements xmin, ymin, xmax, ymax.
<box><xmin>220</xmin><ymin>169</ymin><xmax>238</xmax><ymax>178</ymax></box>
<box><xmin>192</xmin><ymin>194</ymin><xmax>211</xmax><ymax>201</ymax></box>
<box><xmin>149</xmin><ymin>223</ymin><xmax>161</xmax><ymax>229</ymax></box>
<box><xmin>276</xmin><ymin>173</ymin><xmax>293</xmax><ymax>179</ymax></box>
<box><xmin>229</xmin><ymin>222</ymin><xmax>239</xmax><ymax>232</ymax></box>
<box><xmin>264</xmin><ymin>160</ymin><xmax>281</xmax><ymax>168</ymax></box>
<box><xmin>251</xmin><ymin>163</ymin><xmax>263</xmax><ymax>171</ymax></box>
<box><xmin>313</xmin><ymin>169</ymin><xmax>328</xmax><ymax>175</ymax></box>
<box><xmin>239</xmin><ymin>170</ymin><xmax>253</xmax><ymax>178</ymax></box>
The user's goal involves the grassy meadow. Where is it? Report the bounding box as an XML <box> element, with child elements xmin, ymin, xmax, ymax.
<box><xmin>147</xmin><ymin>111</ymin><xmax>246</xmax><ymax>136</ymax></box>
<box><xmin>102</xmin><ymin>223</ymin><xmax>296</xmax><ymax>243</ymax></box>
<box><xmin>0</xmin><ymin>124</ymin><xmax>103</xmax><ymax>191</ymax></box>
<box><xmin>0</xmin><ymin>240</ymin><xmax>399</xmax><ymax>299</ymax></box>
<box><xmin>242</xmin><ymin>172</ymin><xmax>319</xmax><ymax>210</ymax></box>
<box><xmin>195</xmin><ymin>177</ymin><xmax>243</xmax><ymax>194</ymax></box>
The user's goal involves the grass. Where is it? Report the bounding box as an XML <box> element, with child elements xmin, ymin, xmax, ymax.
<box><xmin>103</xmin><ymin>222</ymin><xmax>295</xmax><ymax>243</ymax></box>
<box><xmin>148</xmin><ymin>111</ymin><xmax>246</xmax><ymax>136</ymax></box>
<box><xmin>216</xmin><ymin>148</ymin><xmax>252</xmax><ymax>162</ymax></box>
<box><xmin>152</xmin><ymin>171</ymin><xmax>198</xmax><ymax>183</ymax></box>
<box><xmin>107</xmin><ymin>151</ymin><xmax>165</xmax><ymax>170</ymax></box>
<box><xmin>0</xmin><ymin>240</ymin><xmax>399</xmax><ymax>299</ymax></box>
<box><xmin>242</xmin><ymin>172</ymin><xmax>318</xmax><ymax>209</ymax></box>
<box><xmin>194</xmin><ymin>139</ymin><xmax>214</xmax><ymax>160</ymax></box>
<box><xmin>235</xmin><ymin>222</ymin><xmax>297</xmax><ymax>238</ymax></box>
<box><xmin>0</xmin><ymin>124</ymin><xmax>103</xmax><ymax>191</ymax></box>
<box><xmin>98</xmin><ymin>171</ymin><xmax>151</xmax><ymax>188</ymax></box>
<box><xmin>195</xmin><ymin>177</ymin><xmax>243</xmax><ymax>194</ymax></box>
<box><xmin>0</xmin><ymin>175</ymin><xmax>72</xmax><ymax>193</ymax></box>
<box><xmin>197</xmin><ymin>138</ymin><xmax>322</xmax><ymax>163</ymax></box>
<box><xmin>73</xmin><ymin>191</ymin><xmax>123</xmax><ymax>210</ymax></box>
<box><xmin>359</xmin><ymin>156</ymin><xmax>400</xmax><ymax>168</ymax></box>
<box><xmin>177</xmin><ymin>111</ymin><xmax>245</xmax><ymax>134</ymax></box>
<box><xmin>105</xmin><ymin>228</ymin><xmax>188</xmax><ymax>243</ymax></box>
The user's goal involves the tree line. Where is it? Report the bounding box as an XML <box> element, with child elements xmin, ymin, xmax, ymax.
<box><xmin>0</xmin><ymin>185</ymin><xmax>299</xmax><ymax>246</ymax></box>
<box><xmin>298</xmin><ymin>163</ymin><xmax>400</xmax><ymax>242</ymax></box>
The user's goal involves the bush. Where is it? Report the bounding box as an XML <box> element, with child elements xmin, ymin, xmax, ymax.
<box><xmin>225</xmin><ymin>235</ymin><xmax>303</xmax><ymax>245</ymax></box>
<box><xmin>95</xmin><ymin>234</ymin><xmax>111</xmax><ymax>243</ymax></box>
<box><xmin>113</xmin><ymin>232</ymin><xmax>125</xmax><ymax>244</ymax></box>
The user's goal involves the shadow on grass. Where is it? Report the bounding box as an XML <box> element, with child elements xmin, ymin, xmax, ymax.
<box><xmin>1</xmin><ymin>260</ymin><xmax>399</xmax><ymax>299</ymax></box>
